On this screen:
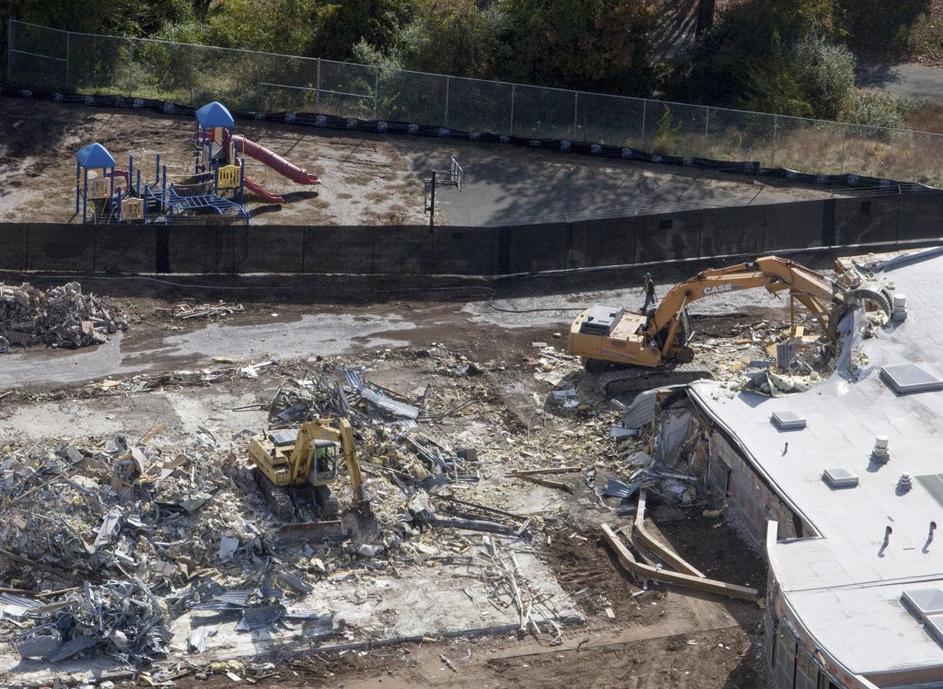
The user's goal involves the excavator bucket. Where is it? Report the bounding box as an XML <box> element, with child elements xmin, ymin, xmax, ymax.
<box><xmin>277</xmin><ymin>519</ymin><xmax>346</xmax><ymax>541</ymax></box>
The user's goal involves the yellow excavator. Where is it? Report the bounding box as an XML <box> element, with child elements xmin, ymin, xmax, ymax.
<box><xmin>248</xmin><ymin>417</ymin><xmax>371</xmax><ymax>531</ymax></box>
<box><xmin>568</xmin><ymin>255</ymin><xmax>886</xmax><ymax>378</ymax></box>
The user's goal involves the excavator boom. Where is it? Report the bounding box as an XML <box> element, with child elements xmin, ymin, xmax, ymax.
<box><xmin>568</xmin><ymin>255</ymin><xmax>850</xmax><ymax>375</ymax></box>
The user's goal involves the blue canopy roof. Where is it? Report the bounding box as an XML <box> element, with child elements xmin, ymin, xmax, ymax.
<box><xmin>75</xmin><ymin>142</ymin><xmax>115</xmax><ymax>169</ymax></box>
<box><xmin>196</xmin><ymin>101</ymin><xmax>234</xmax><ymax>129</ymax></box>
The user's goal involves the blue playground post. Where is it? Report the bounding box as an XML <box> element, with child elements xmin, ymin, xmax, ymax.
<box><xmin>136</xmin><ymin>169</ymin><xmax>141</xmax><ymax>196</ymax></box>
<box><xmin>162</xmin><ymin>164</ymin><xmax>167</xmax><ymax>214</ymax></box>
<box><xmin>108</xmin><ymin>167</ymin><xmax>114</xmax><ymax>218</ymax></box>
<box><xmin>128</xmin><ymin>155</ymin><xmax>134</xmax><ymax>190</ymax></box>
<box><xmin>82</xmin><ymin>168</ymin><xmax>88</xmax><ymax>223</ymax></box>
<box><xmin>75</xmin><ymin>160</ymin><xmax>80</xmax><ymax>214</ymax></box>
<box><xmin>116</xmin><ymin>189</ymin><xmax>122</xmax><ymax>223</ymax></box>
<box><xmin>155</xmin><ymin>154</ymin><xmax>160</xmax><ymax>184</ymax></box>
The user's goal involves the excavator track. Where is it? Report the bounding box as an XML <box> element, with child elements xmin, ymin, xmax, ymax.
<box><xmin>253</xmin><ymin>468</ymin><xmax>294</xmax><ymax>522</ymax></box>
<box><xmin>594</xmin><ymin>361</ymin><xmax>714</xmax><ymax>399</ymax></box>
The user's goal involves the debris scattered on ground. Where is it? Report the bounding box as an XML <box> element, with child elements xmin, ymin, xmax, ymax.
<box><xmin>172</xmin><ymin>302</ymin><xmax>245</xmax><ymax>320</ymax></box>
<box><xmin>0</xmin><ymin>282</ymin><xmax>127</xmax><ymax>350</ymax></box>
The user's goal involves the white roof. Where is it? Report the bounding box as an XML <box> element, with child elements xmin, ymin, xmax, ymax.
<box><xmin>688</xmin><ymin>249</ymin><xmax>943</xmax><ymax>676</ymax></box>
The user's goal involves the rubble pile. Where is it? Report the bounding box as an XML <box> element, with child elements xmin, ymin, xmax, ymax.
<box><xmin>0</xmin><ymin>343</ymin><xmax>613</xmax><ymax>671</ymax></box>
<box><xmin>0</xmin><ymin>282</ymin><xmax>127</xmax><ymax>351</ymax></box>
<box><xmin>0</xmin><ymin>435</ymin><xmax>281</xmax><ymax>666</ymax></box>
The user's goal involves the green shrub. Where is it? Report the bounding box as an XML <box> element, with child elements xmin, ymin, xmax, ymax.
<box><xmin>792</xmin><ymin>34</ymin><xmax>855</xmax><ymax>120</ymax></box>
<box><xmin>841</xmin><ymin>90</ymin><xmax>906</xmax><ymax>130</ymax></box>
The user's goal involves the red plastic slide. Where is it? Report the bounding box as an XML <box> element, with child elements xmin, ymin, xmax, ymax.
<box><xmin>230</xmin><ymin>134</ymin><xmax>321</xmax><ymax>186</ymax></box>
<box><xmin>243</xmin><ymin>176</ymin><xmax>285</xmax><ymax>203</ymax></box>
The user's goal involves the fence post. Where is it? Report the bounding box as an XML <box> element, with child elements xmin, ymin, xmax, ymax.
<box><xmin>315</xmin><ymin>58</ymin><xmax>321</xmax><ymax>107</ymax></box>
<box><xmin>573</xmin><ymin>92</ymin><xmax>578</xmax><ymax>140</ymax></box>
<box><xmin>125</xmin><ymin>39</ymin><xmax>135</xmax><ymax>97</ymax></box>
<box><xmin>254</xmin><ymin>58</ymin><xmax>261</xmax><ymax>111</ymax></box>
<box><xmin>444</xmin><ymin>76</ymin><xmax>450</xmax><ymax>128</ymax></box>
<box><xmin>772</xmin><ymin>115</ymin><xmax>779</xmax><ymax>168</ymax></box>
<box><xmin>839</xmin><ymin>126</ymin><xmax>847</xmax><ymax>175</ymax></box>
<box><xmin>510</xmin><ymin>83</ymin><xmax>516</xmax><ymax>137</ymax></box>
<box><xmin>911</xmin><ymin>131</ymin><xmax>917</xmax><ymax>184</ymax></box>
<box><xmin>641</xmin><ymin>100</ymin><xmax>648</xmax><ymax>151</ymax></box>
<box><xmin>374</xmin><ymin>66</ymin><xmax>379</xmax><ymax>120</ymax></box>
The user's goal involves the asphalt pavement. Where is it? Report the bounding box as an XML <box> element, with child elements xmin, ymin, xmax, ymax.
<box><xmin>857</xmin><ymin>62</ymin><xmax>943</xmax><ymax>101</ymax></box>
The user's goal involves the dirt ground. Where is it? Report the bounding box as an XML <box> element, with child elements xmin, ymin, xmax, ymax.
<box><xmin>0</xmin><ymin>97</ymin><xmax>840</xmax><ymax>227</ymax></box>
<box><xmin>0</xmin><ymin>282</ymin><xmax>777</xmax><ymax>688</ymax></box>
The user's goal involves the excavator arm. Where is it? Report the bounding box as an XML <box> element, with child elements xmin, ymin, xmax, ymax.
<box><xmin>336</xmin><ymin>418</ymin><xmax>370</xmax><ymax>512</ymax></box>
<box><xmin>287</xmin><ymin>418</ymin><xmax>370</xmax><ymax>512</ymax></box>
<box><xmin>647</xmin><ymin>256</ymin><xmax>844</xmax><ymax>356</ymax></box>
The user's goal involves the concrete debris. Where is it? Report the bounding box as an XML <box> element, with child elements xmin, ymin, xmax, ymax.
<box><xmin>218</xmin><ymin>535</ymin><xmax>240</xmax><ymax>562</ymax></box>
<box><xmin>172</xmin><ymin>302</ymin><xmax>245</xmax><ymax>320</ymax></box>
<box><xmin>188</xmin><ymin>624</ymin><xmax>217</xmax><ymax>653</ymax></box>
<box><xmin>0</xmin><ymin>282</ymin><xmax>127</xmax><ymax>350</ymax></box>
<box><xmin>531</xmin><ymin>346</ymin><xmax>582</xmax><ymax>387</ymax></box>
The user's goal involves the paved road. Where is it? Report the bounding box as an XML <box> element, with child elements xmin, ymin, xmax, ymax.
<box><xmin>857</xmin><ymin>62</ymin><xmax>943</xmax><ymax>100</ymax></box>
<box><xmin>392</xmin><ymin>138</ymin><xmax>837</xmax><ymax>227</ymax></box>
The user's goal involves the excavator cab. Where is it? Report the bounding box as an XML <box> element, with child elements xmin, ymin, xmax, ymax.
<box><xmin>308</xmin><ymin>440</ymin><xmax>339</xmax><ymax>486</ymax></box>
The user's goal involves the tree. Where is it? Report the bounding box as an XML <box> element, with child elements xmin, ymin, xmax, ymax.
<box><xmin>679</xmin><ymin>0</ymin><xmax>845</xmax><ymax>116</ymax></box>
<box><xmin>313</xmin><ymin>0</ymin><xmax>414</xmax><ymax>60</ymax></box>
<box><xmin>696</xmin><ymin>0</ymin><xmax>715</xmax><ymax>37</ymax></box>
<box><xmin>203</xmin><ymin>0</ymin><xmax>318</xmax><ymax>53</ymax></box>
<box><xmin>395</xmin><ymin>0</ymin><xmax>500</xmax><ymax>78</ymax></box>
<box><xmin>498</xmin><ymin>0</ymin><xmax>658</xmax><ymax>94</ymax></box>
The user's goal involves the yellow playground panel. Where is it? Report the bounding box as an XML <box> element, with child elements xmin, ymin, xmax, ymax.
<box><xmin>122</xmin><ymin>197</ymin><xmax>144</xmax><ymax>220</ymax></box>
<box><xmin>86</xmin><ymin>176</ymin><xmax>111</xmax><ymax>200</ymax></box>
<box><xmin>217</xmin><ymin>164</ymin><xmax>241</xmax><ymax>190</ymax></box>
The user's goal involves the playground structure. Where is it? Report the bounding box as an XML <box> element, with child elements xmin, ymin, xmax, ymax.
<box><xmin>74</xmin><ymin>101</ymin><xmax>320</xmax><ymax>224</ymax></box>
<box><xmin>195</xmin><ymin>101</ymin><xmax>320</xmax><ymax>204</ymax></box>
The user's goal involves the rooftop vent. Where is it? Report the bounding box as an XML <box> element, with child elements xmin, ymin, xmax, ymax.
<box><xmin>771</xmin><ymin>410</ymin><xmax>807</xmax><ymax>431</ymax></box>
<box><xmin>902</xmin><ymin>589</ymin><xmax>943</xmax><ymax>648</ymax></box>
<box><xmin>916</xmin><ymin>474</ymin><xmax>943</xmax><ymax>507</ymax></box>
<box><xmin>880</xmin><ymin>364</ymin><xmax>943</xmax><ymax>395</ymax></box>
<box><xmin>924</xmin><ymin>614</ymin><xmax>943</xmax><ymax>645</ymax></box>
<box><xmin>903</xmin><ymin>589</ymin><xmax>943</xmax><ymax>621</ymax></box>
<box><xmin>822</xmin><ymin>467</ymin><xmax>858</xmax><ymax>489</ymax></box>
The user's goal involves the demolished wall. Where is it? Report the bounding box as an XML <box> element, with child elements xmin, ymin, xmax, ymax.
<box><xmin>705</xmin><ymin>430</ymin><xmax>803</xmax><ymax>548</ymax></box>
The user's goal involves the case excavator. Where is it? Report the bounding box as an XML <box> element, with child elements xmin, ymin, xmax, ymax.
<box><xmin>568</xmin><ymin>255</ymin><xmax>887</xmax><ymax>396</ymax></box>
<box><xmin>248</xmin><ymin>417</ymin><xmax>372</xmax><ymax>537</ymax></box>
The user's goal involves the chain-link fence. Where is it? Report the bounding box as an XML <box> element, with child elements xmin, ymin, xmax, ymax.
<box><xmin>7</xmin><ymin>19</ymin><xmax>942</xmax><ymax>185</ymax></box>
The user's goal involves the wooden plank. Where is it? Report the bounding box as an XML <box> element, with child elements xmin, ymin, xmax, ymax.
<box><xmin>633</xmin><ymin>489</ymin><xmax>705</xmax><ymax>578</ymax></box>
<box><xmin>506</xmin><ymin>466</ymin><xmax>583</xmax><ymax>477</ymax></box>
<box><xmin>512</xmin><ymin>474</ymin><xmax>574</xmax><ymax>494</ymax></box>
<box><xmin>601</xmin><ymin>523</ymin><xmax>758</xmax><ymax>602</ymax></box>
